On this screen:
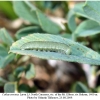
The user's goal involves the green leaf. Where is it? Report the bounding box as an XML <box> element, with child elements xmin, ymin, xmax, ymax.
<box><xmin>4</xmin><ymin>82</ymin><xmax>18</xmax><ymax>93</ymax></box>
<box><xmin>0</xmin><ymin>1</ymin><xmax>17</xmax><ymax>20</ymax></box>
<box><xmin>18</xmin><ymin>83</ymin><xmax>37</xmax><ymax>93</ymax></box>
<box><xmin>0</xmin><ymin>28</ymin><xmax>14</xmax><ymax>46</ymax></box>
<box><xmin>7</xmin><ymin>73</ymin><xmax>16</xmax><ymax>82</ymax></box>
<box><xmin>25</xmin><ymin>64</ymin><xmax>35</xmax><ymax>80</ymax></box>
<box><xmin>0</xmin><ymin>77</ymin><xmax>7</xmax><ymax>86</ymax></box>
<box><xmin>73</xmin><ymin>2</ymin><xmax>88</xmax><ymax>18</ymax></box>
<box><xmin>13</xmin><ymin>1</ymin><xmax>61</xmax><ymax>34</ymax></box>
<box><xmin>14</xmin><ymin>67</ymin><xmax>25</xmax><ymax>78</ymax></box>
<box><xmin>36</xmin><ymin>10</ymin><xmax>61</xmax><ymax>34</ymax></box>
<box><xmin>61</xmin><ymin>33</ymin><xmax>72</xmax><ymax>39</ymax></box>
<box><xmin>67</xmin><ymin>2</ymin><xmax>100</xmax><ymax>34</ymax></box>
<box><xmin>67</xmin><ymin>2</ymin><xmax>88</xmax><ymax>32</ymax></box>
<box><xmin>18</xmin><ymin>84</ymin><xmax>31</xmax><ymax>93</ymax></box>
<box><xmin>67</xmin><ymin>10</ymin><xmax>77</xmax><ymax>32</ymax></box>
<box><xmin>10</xmin><ymin>33</ymin><xmax>100</xmax><ymax>65</ymax></box>
<box><xmin>74</xmin><ymin>82</ymin><xmax>90</xmax><ymax>93</ymax></box>
<box><xmin>83</xmin><ymin>1</ymin><xmax>100</xmax><ymax>23</ymax></box>
<box><xmin>74</xmin><ymin>20</ymin><xmax>100</xmax><ymax>37</ymax></box>
<box><xmin>0</xmin><ymin>44</ymin><xmax>8</xmax><ymax>57</ymax></box>
<box><xmin>13</xmin><ymin>1</ymin><xmax>39</xmax><ymax>25</ymax></box>
<box><xmin>1</xmin><ymin>53</ymin><xmax>15</xmax><ymax>69</ymax></box>
<box><xmin>13</xmin><ymin>64</ymin><xmax>35</xmax><ymax>80</ymax></box>
<box><xmin>0</xmin><ymin>45</ymin><xmax>15</xmax><ymax>69</ymax></box>
<box><xmin>15</xmin><ymin>26</ymin><xmax>44</xmax><ymax>39</ymax></box>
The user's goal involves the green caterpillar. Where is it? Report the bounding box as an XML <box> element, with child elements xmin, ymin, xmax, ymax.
<box><xmin>20</xmin><ymin>41</ymin><xmax>71</xmax><ymax>55</ymax></box>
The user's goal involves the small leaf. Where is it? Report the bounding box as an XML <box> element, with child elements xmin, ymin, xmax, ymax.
<box><xmin>10</xmin><ymin>33</ymin><xmax>100</xmax><ymax>65</ymax></box>
<box><xmin>67</xmin><ymin>2</ymin><xmax>88</xmax><ymax>32</ymax></box>
<box><xmin>74</xmin><ymin>82</ymin><xmax>90</xmax><ymax>93</ymax></box>
<box><xmin>13</xmin><ymin>64</ymin><xmax>35</xmax><ymax>79</ymax></box>
<box><xmin>25</xmin><ymin>64</ymin><xmax>35</xmax><ymax>80</ymax></box>
<box><xmin>83</xmin><ymin>1</ymin><xmax>100</xmax><ymax>23</ymax></box>
<box><xmin>0</xmin><ymin>28</ymin><xmax>14</xmax><ymax>46</ymax></box>
<box><xmin>2</xmin><ymin>53</ymin><xmax>15</xmax><ymax>68</ymax></box>
<box><xmin>15</xmin><ymin>26</ymin><xmax>44</xmax><ymax>39</ymax></box>
<box><xmin>74</xmin><ymin>2</ymin><xmax>88</xmax><ymax>18</ymax></box>
<box><xmin>14</xmin><ymin>67</ymin><xmax>25</xmax><ymax>78</ymax></box>
<box><xmin>0</xmin><ymin>44</ymin><xmax>8</xmax><ymax>57</ymax></box>
<box><xmin>18</xmin><ymin>83</ymin><xmax>37</xmax><ymax>92</ymax></box>
<box><xmin>67</xmin><ymin>10</ymin><xmax>77</xmax><ymax>32</ymax></box>
<box><xmin>4</xmin><ymin>82</ymin><xmax>18</xmax><ymax>93</ymax></box>
<box><xmin>74</xmin><ymin>20</ymin><xmax>100</xmax><ymax>37</ymax></box>
<box><xmin>0</xmin><ymin>53</ymin><xmax>15</xmax><ymax>69</ymax></box>
<box><xmin>13</xmin><ymin>1</ymin><xmax>61</xmax><ymax>34</ymax></box>
<box><xmin>18</xmin><ymin>84</ymin><xmax>31</xmax><ymax>93</ymax></box>
<box><xmin>7</xmin><ymin>74</ymin><xmax>16</xmax><ymax>82</ymax></box>
<box><xmin>0</xmin><ymin>77</ymin><xmax>7</xmax><ymax>86</ymax></box>
<box><xmin>0</xmin><ymin>45</ymin><xmax>15</xmax><ymax>69</ymax></box>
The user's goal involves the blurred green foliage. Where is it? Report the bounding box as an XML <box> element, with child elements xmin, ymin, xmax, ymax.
<box><xmin>0</xmin><ymin>1</ymin><xmax>100</xmax><ymax>93</ymax></box>
<box><xmin>0</xmin><ymin>1</ymin><xmax>17</xmax><ymax>20</ymax></box>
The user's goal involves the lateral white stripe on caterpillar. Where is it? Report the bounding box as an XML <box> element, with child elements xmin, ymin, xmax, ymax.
<box><xmin>20</xmin><ymin>41</ymin><xmax>71</xmax><ymax>55</ymax></box>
